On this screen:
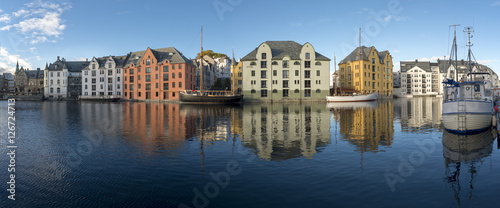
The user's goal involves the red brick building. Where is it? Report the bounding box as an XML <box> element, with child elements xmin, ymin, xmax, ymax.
<box><xmin>123</xmin><ymin>47</ymin><xmax>196</xmax><ymax>100</ymax></box>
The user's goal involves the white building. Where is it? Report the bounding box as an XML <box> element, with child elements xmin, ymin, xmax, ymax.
<box><xmin>399</xmin><ymin>59</ymin><xmax>497</xmax><ymax>96</ymax></box>
<box><xmin>214</xmin><ymin>56</ymin><xmax>232</xmax><ymax>80</ymax></box>
<box><xmin>3</xmin><ymin>73</ymin><xmax>14</xmax><ymax>93</ymax></box>
<box><xmin>44</xmin><ymin>56</ymin><xmax>90</xmax><ymax>99</ymax></box>
<box><xmin>81</xmin><ymin>55</ymin><xmax>125</xmax><ymax>99</ymax></box>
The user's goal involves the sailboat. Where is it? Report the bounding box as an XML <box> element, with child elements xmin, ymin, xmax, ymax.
<box><xmin>326</xmin><ymin>29</ymin><xmax>378</xmax><ymax>102</ymax></box>
<box><xmin>442</xmin><ymin>26</ymin><xmax>494</xmax><ymax>134</ymax></box>
<box><xmin>179</xmin><ymin>26</ymin><xmax>243</xmax><ymax>103</ymax></box>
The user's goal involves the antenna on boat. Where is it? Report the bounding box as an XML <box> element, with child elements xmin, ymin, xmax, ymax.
<box><xmin>334</xmin><ymin>53</ymin><xmax>337</xmax><ymax>96</ymax></box>
<box><xmin>449</xmin><ymin>24</ymin><xmax>460</xmax><ymax>81</ymax></box>
<box><xmin>464</xmin><ymin>26</ymin><xmax>474</xmax><ymax>74</ymax></box>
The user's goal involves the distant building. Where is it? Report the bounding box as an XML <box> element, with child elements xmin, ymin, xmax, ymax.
<box><xmin>14</xmin><ymin>61</ymin><xmax>44</xmax><ymax>94</ymax></box>
<box><xmin>399</xmin><ymin>60</ymin><xmax>436</xmax><ymax>96</ymax></box>
<box><xmin>81</xmin><ymin>55</ymin><xmax>125</xmax><ymax>99</ymax></box>
<box><xmin>122</xmin><ymin>47</ymin><xmax>196</xmax><ymax>100</ymax></box>
<box><xmin>214</xmin><ymin>56</ymin><xmax>232</xmax><ymax>80</ymax></box>
<box><xmin>338</xmin><ymin>46</ymin><xmax>393</xmax><ymax>96</ymax></box>
<box><xmin>192</xmin><ymin>57</ymin><xmax>216</xmax><ymax>91</ymax></box>
<box><xmin>0</xmin><ymin>74</ymin><xmax>8</xmax><ymax>94</ymax></box>
<box><xmin>241</xmin><ymin>41</ymin><xmax>331</xmax><ymax>101</ymax></box>
<box><xmin>44</xmin><ymin>56</ymin><xmax>90</xmax><ymax>99</ymax></box>
<box><xmin>231</xmin><ymin>58</ymin><xmax>242</xmax><ymax>94</ymax></box>
<box><xmin>3</xmin><ymin>73</ymin><xmax>15</xmax><ymax>93</ymax></box>
<box><xmin>393</xmin><ymin>71</ymin><xmax>400</xmax><ymax>88</ymax></box>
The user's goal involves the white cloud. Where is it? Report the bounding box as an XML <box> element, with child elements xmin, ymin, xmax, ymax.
<box><xmin>391</xmin><ymin>50</ymin><xmax>400</xmax><ymax>53</ymax></box>
<box><xmin>0</xmin><ymin>0</ymin><xmax>72</xmax><ymax>44</ymax></box>
<box><xmin>13</xmin><ymin>9</ymin><xmax>29</xmax><ymax>17</ymax></box>
<box><xmin>492</xmin><ymin>1</ymin><xmax>500</xmax><ymax>6</ymax></box>
<box><xmin>0</xmin><ymin>14</ymin><xmax>10</xmax><ymax>23</ymax></box>
<box><xmin>0</xmin><ymin>46</ymin><xmax>33</xmax><ymax>74</ymax></box>
<box><xmin>477</xmin><ymin>59</ymin><xmax>500</xmax><ymax>65</ymax></box>
<box><xmin>415</xmin><ymin>56</ymin><xmax>450</xmax><ymax>62</ymax></box>
<box><xmin>0</xmin><ymin>9</ymin><xmax>3</xmax><ymax>13</ymax></box>
<box><xmin>30</xmin><ymin>47</ymin><xmax>37</xmax><ymax>54</ymax></box>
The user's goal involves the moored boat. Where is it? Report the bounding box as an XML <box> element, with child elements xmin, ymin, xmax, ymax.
<box><xmin>179</xmin><ymin>90</ymin><xmax>243</xmax><ymax>103</ymax></box>
<box><xmin>326</xmin><ymin>92</ymin><xmax>378</xmax><ymax>102</ymax></box>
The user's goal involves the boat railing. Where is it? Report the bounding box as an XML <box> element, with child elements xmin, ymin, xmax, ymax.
<box><xmin>182</xmin><ymin>90</ymin><xmax>238</xmax><ymax>96</ymax></box>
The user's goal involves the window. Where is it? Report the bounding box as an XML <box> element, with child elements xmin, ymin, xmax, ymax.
<box><xmin>179</xmin><ymin>72</ymin><xmax>182</xmax><ymax>78</ymax></box>
<box><xmin>146</xmin><ymin>59</ymin><xmax>151</xmax><ymax>66</ymax></box>
<box><xmin>163</xmin><ymin>66</ymin><xmax>169</xmax><ymax>72</ymax></box>
<box><xmin>261</xmin><ymin>70</ymin><xmax>267</xmax><ymax>78</ymax></box>
<box><xmin>146</xmin><ymin>84</ymin><xmax>151</xmax><ymax>90</ymax></box>
<box><xmin>316</xmin><ymin>89</ymin><xmax>321</xmax><ymax>93</ymax></box>
<box><xmin>315</xmin><ymin>62</ymin><xmax>321</xmax><ymax>66</ymax></box>
<box><xmin>117</xmin><ymin>77</ymin><xmax>120</xmax><ymax>82</ymax></box>
<box><xmin>305</xmin><ymin>53</ymin><xmax>310</xmax><ymax>59</ymax></box>
<box><xmin>372</xmin><ymin>58</ymin><xmax>375</xmax><ymax>64</ymax></box>
<box><xmin>283</xmin><ymin>60</ymin><xmax>289</xmax><ymax>68</ymax></box>
<box><xmin>163</xmin><ymin>83</ymin><xmax>169</xmax><ymax>90</ymax></box>
<box><xmin>283</xmin><ymin>80</ymin><xmax>289</xmax><ymax>88</ymax></box>
<box><xmin>172</xmin><ymin>82</ymin><xmax>175</xmax><ymax>88</ymax></box>
<box><xmin>117</xmin><ymin>84</ymin><xmax>120</xmax><ymax>89</ymax></box>
<box><xmin>305</xmin><ymin>61</ymin><xmax>311</xmax><ymax>68</ymax></box>
<box><xmin>138</xmin><ymin>75</ymin><xmax>141</xmax><ymax>80</ymax></box>
<box><xmin>179</xmin><ymin>82</ymin><xmax>182</xmax><ymax>88</ymax></box>
<box><xmin>261</xmin><ymin>61</ymin><xmax>267</xmax><ymax>68</ymax></box>
<box><xmin>283</xmin><ymin>89</ymin><xmax>289</xmax><ymax>97</ymax></box>
<box><xmin>129</xmin><ymin>76</ymin><xmax>134</xmax><ymax>82</ymax></box>
<box><xmin>316</xmin><ymin>70</ymin><xmax>320</xmax><ymax>76</ymax></box>
<box><xmin>129</xmin><ymin>84</ymin><xmax>134</xmax><ymax>90</ymax></box>
<box><xmin>262</xmin><ymin>53</ymin><xmax>266</xmax><ymax>59</ymax></box>
<box><xmin>145</xmin><ymin>67</ymin><xmax>150</xmax><ymax>73</ymax></box>
<box><xmin>294</xmin><ymin>61</ymin><xmax>300</xmax><ymax>65</ymax></box>
<box><xmin>283</xmin><ymin>70</ymin><xmax>289</xmax><ymax>78</ymax></box>
<box><xmin>272</xmin><ymin>89</ymin><xmax>278</xmax><ymax>93</ymax></box>
<box><xmin>179</xmin><ymin>65</ymin><xmax>182</xmax><ymax>69</ymax></box>
<box><xmin>272</xmin><ymin>61</ymin><xmax>278</xmax><ymax>65</ymax></box>
<box><xmin>261</xmin><ymin>80</ymin><xmax>267</xmax><ymax>88</ymax></box>
<box><xmin>108</xmin><ymin>78</ymin><xmax>113</xmax><ymax>83</ymax></box>
<box><xmin>85</xmin><ymin>85</ymin><xmax>87</xmax><ymax>90</ymax></box>
<box><xmin>251</xmin><ymin>70</ymin><xmax>255</xmax><ymax>77</ymax></box>
<box><xmin>92</xmin><ymin>78</ymin><xmax>96</xmax><ymax>84</ymax></box>
<box><xmin>295</xmin><ymin>70</ymin><xmax>299</xmax><ymax>76</ymax></box>
<box><xmin>305</xmin><ymin>70</ymin><xmax>310</xmax><ymax>78</ymax></box>
<box><xmin>108</xmin><ymin>63</ymin><xmax>112</xmax><ymax>68</ymax></box>
<box><xmin>130</xmin><ymin>68</ymin><xmax>134</xmax><ymax>75</ymax></box>
<box><xmin>261</xmin><ymin>90</ymin><xmax>268</xmax><ymax>97</ymax></box>
<box><xmin>57</xmin><ymin>88</ymin><xmax>60</xmax><ymax>93</ymax></box>
<box><xmin>108</xmin><ymin>84</ymin><xmax>113</xmax><ymax>91</ymax></box>
<box><xmin>146</xmin><ymin>75</ymin><xmax>151</xmax><ymax>82</ymax></box>
<box><xmin>305</xmin><ymin>80</ymin><xmax>311</xmax><ymax>88</ymax></box>
<box><xmin>163</xmin><ymin>74</ymin><xmax>169</xmax><ymax>81</ymax></box>
<box><xmin>304</xmin><ymin>89</ymin><xmax>311</xmax><ymax>97</ymax></box>
<box><xmin>172</xmin><ymin>73</ymin><xmax>175</xmax><ymax>79</ymax></box>
<box><xmin>92</xmin><ymin>64</ymin><xmax>96</xmax><ymax>69</ymax></box>
<box><xmin>172</xmin><ymin>65</ymin><xmax>175</xmax><ymax>70</ymax></box>
<box><xmin>348</xmin><ymin>74</ymin><xmax>351</xmax><ymax>81</ymax></box>
<box><xmin>85</xmin><ymin>78</ymin><xmax>88</xmax><ymax>83</ymax></box>
<box><xmin>117</xmin><ymin>68</ymin><xmax>121</xmax><ymax>74</ymax></box>
<box><xmin>273</xmin><ymin>70</ymin><xmax>277</xmax><ymax>76</ymax></box>
<box><xmin>250</xmin><ymin>62</ymin><xmax>256</xmax><ymax>66</ymax></box>
<box><xmin>57</xmin><ymin>72</ymin><xmax>60</xmax><ymax>77</ymax></box>
<box><xmin>100</xmin><ymin>70</ymin><xmax>104</xmax><ymax>75</ymax></box>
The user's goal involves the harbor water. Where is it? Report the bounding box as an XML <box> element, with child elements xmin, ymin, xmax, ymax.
<box><xmin>1</xmin><ymin>97</ymin><xmax>499</xmax><ymax>207</ymax></box>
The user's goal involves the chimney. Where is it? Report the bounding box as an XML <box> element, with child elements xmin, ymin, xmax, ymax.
<box><xmin>57</xmin><ymin>56</ymin><xmax>60</xmax><ymax>61</ymax></box>
<box><xmin>415</xmin><ymin>59</ymin><xmax>418</xmax><ymax>63</ymax></box>
<box><xmin>86</xmin><ymin>58</ymin><xmax>88</xmax><ymax>62</ymax></box>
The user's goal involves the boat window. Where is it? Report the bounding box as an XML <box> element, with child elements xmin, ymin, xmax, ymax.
<box><xmin>474</xmin><ymin>84</ymin><xmax>480</xmax><ymax>92</ymax></box>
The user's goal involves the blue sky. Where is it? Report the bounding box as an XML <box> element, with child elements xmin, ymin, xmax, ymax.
<box><xmin>1</xmin><ymin>0</ymin><xmax>500</xmax><ymax>76</ymax></box>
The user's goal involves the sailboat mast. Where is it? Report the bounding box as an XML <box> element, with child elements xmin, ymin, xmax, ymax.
<box><xmin>334</xmin><ymin>54</ymin><xmax>337</xmax><ymax>96</ymax></box>
<box><xmin>358</xmin><ymin>28</ymin><xmax>362</xmax><ymax>94</ymax></box>
<box><xmin>200</xmin><ymin>25</ymin><xmax>204</xmax><ymax>92</ymax></box>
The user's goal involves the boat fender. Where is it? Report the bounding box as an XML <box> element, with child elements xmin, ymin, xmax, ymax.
<box><xmin>493</xmin><ymin>115</ymin><xmax>497</xmax><ymax>127</ymax></box>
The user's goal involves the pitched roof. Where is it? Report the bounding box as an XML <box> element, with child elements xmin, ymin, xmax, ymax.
<box><xmin>122</xmin><ymin>47</ymin><xmax>192</xmax><ymax>68</ymax></box>
<box><xmin>241</xmin><ymin>41</ymin><xmax>330</xmax><ymax>61</ymax></box>
<box><xmin>46</xmin><ymin>58</ymin><xmax>90</xmax><ymax>72</ymax></box>
<box><xmin>339</xmin><ymin>46</ymin><xmax>391</xmax><ymax>65</ymax></box>
<box><xmin>25</xmin><ymin>69</ymin><xmax>43</xmax><ymax>78</ymax></box>
<box><xmin>400</xmin><ymin>61</ymin><xmax>432</xmax><ymax>72</ymax></box>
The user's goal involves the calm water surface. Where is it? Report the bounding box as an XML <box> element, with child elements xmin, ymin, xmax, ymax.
<box><xmin>1</xmin><ymin>97</ymin><xmax>499</xmax><ymax>207</ymax></box>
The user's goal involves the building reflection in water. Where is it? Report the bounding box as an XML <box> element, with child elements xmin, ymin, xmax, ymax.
<box><xmin>241</xmin><ymin>103</ymin><xmax>331</xmax><ymax>160</ymax></box>
<box><xmin>442</xmin><ymin>129</ymin><xmax>495</xmax><ymax>205</ymax></box>
<box><xmin>393</xmin><ymin>97</ymin><xmax>442</xmax><ymax>131</ymax></box>
<box><xmin>330</xmin><ymin>101</ymin><xmax>394</xmax><ymax>153</ymax></box>
<box><xmin>121</xmin><ymin>102</ymin><xmax>197</xmax><ymax>156</ymax></box>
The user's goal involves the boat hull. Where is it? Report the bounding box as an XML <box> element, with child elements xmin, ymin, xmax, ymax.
<box><xmin>179</xmin><ymin>92</ymin><xmax>243</xmax><ymax>103</ymax></box>
<box><xmin>442</xmin><ymin>100</ymin><xmax>493</xmax><ymax>134</ymax></box>
<box><xmin>326</xmin><ymin>93</ymin><xmax>378</xmax><ymax>102</ymax></box>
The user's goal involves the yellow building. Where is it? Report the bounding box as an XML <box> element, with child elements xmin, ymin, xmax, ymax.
<box><xmin>338</xmin><ymin>46</ymin><xmax>393</xmax><ymax>96</ymax></box>
<box><xmin>231</xmin><ymin>59</ymin><xmax>242</xmax><ymax>94</ymax></box>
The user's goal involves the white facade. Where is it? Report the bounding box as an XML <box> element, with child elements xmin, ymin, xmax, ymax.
<box><xmin>44</xmin><ymin>67</ymin><xmax>68</xmax><ymax>98</ymax></box>
<box><xmin>81</xmin><ymin>56</ymin><xmax>123</xmax><ymax>99</ymax></box>
<box><xmin>214</xmin><ymin>57</ymin><xmax>232</xmax><ymax>79</ymax></box>
<box><xmin>401</xmin><ymin>66</ymin><xmax>434</xmax><ymax>96</ymax></box>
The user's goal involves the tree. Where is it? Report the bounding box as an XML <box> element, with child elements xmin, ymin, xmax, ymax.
<box><xmin>197</xmin><ymin>50</ymin><xmax>227</xmax><ymax>59</ymax></box>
